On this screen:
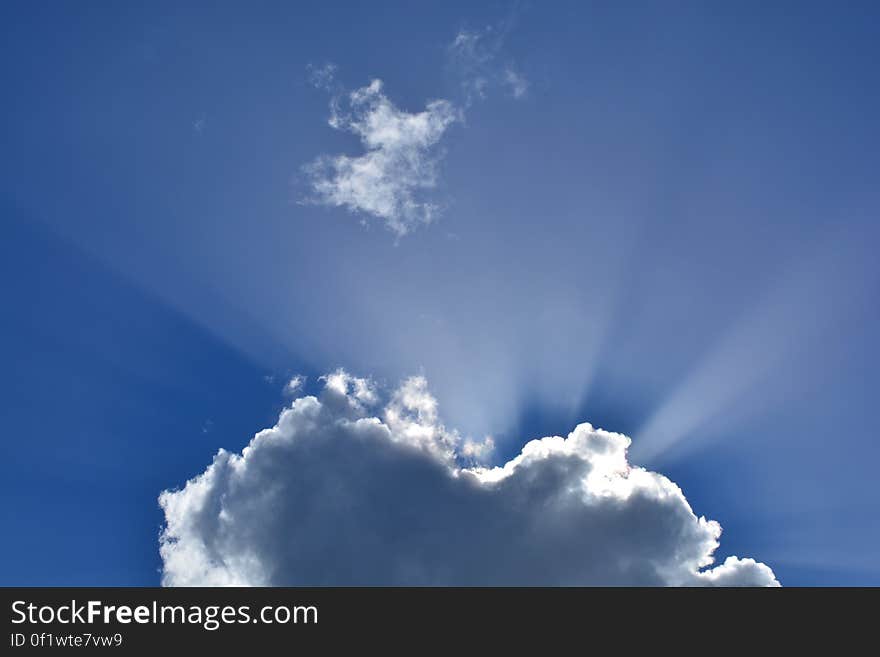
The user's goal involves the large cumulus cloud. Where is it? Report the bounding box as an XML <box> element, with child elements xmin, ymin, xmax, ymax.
<box><xmin>159</xmin><ymin>371</ymin><xmax>778</xmax><ymax>586</ymax></box>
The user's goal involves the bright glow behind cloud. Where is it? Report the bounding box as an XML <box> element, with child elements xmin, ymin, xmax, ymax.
<box><xmin>631</xmin><ymin>230</ymin><xmax>878</xmax><ymax>465</ymax></box>
<box><xmin>159</xmin><ymin>371</ymin><xmax>778</xmax><ymax>586</ymax></box>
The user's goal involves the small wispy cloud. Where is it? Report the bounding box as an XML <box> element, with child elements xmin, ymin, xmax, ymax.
<box><xmin>284</xmin><ymin>374</ymin><xmax>306</xmax><ymax>395</ymax></box>
<box><xmin>448</xmin><ymin>23</ymin><xmax>528</xmax><ymax>103</ymax></box>
<box><xmin>449</xmin><ymin>29</ymin><xmax>495</xmax><ymax>102</ymax></box>
<box><xmin>503</xmin><ymin>67</ymin><xmax>529</xmax><ymax>99</ymax></box>
<box><xmin>306</xmin><ymin>62</ymin><xmax>338</xmax><ymax>92</ymax></box>
<box><xmin>303</xmin><ymin>77</ymin><xmax>460</xmax><ymax>237</ymax></box>
<box><xmin>301</xmin><ymin>21</ymin><xmax>525</xmax><ymax>239</ymax></box>
<box><xmin>193</xmin><ymin>114</ymin><xmax>207</xmax><ymax>134</ymax></box>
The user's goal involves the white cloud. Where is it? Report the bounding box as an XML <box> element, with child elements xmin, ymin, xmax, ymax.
<box><xmin>284</xmin><ymin>375</ymin><xmax>306</xmax><ymax>395</ymax></box>
<box><xmin>303</xmin><ymin>79</ymin><xmax>459</xmax><ymax>237</ymax></box>
<box><xmin>320</xmin><ymin>368</ymin><xmax>377</xmax><ymax>410</ymax></box>
<box><xmin>301</xmin><ymin>24</ymin><xmax>527</xmax><ymax>237</ymax></box>
<box><xmin>159</xmin><ymin>371</ymin><xmax>778</xmax><ymax>586</ymax></box>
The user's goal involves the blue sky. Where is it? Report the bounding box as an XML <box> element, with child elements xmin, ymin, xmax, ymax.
<box><xmin>2</xmin><ymin>1</ymin><xmax>879</xmax><ymax>585</ymax></box>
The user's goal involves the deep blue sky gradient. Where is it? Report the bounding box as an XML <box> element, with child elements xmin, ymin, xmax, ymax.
<box><xmin>2</xmin><ymin>1</ymin><xmax>879</xmax><ymax>584</ymax></box>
